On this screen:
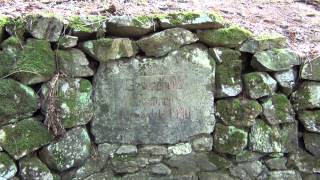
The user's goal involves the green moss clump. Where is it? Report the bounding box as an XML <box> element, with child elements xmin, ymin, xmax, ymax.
<box><xmin>69</xmin><ymin>16</ymin><xmax>107</xmax><ymax>33</ymax></box>
<box><xmin>273</xmin><ymin>94</ymin><xmax>291</xmax><ymax>121</ymax></box>
<box><xmin>132</xmin><ymin>15</ymin><xmax>155</xmax><ymax>27</ymax></box>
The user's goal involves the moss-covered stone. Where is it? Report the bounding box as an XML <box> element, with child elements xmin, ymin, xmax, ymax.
<box><xmin>56</xmin><ymin>49</ymin><xmax>94</xmax><ymax>77</ymax></box>
<box><xmin>288</xmin><ymin>151</ymin><xmax>320</xmax><ymax>173</ymax></box>
<box><xmin>0</xmin><ymin>152</ymin><xmax>17</xmax><ymax>179</ymax></box>
<box><xmin>11</xmin><ymin>38</ymin><xmax>56</xmax><ymax>85</ymax></box>
<box><xmin>106</xmin><ymin>15</ymin><xmax>156</xmax><ymax>38</ymax></box>
<box><xmin>19</xmin><ymin>155</ymin><xmax>59</xmax><ymax>180</ymax></box>
<box><xmin>207</xmin><ymin>153</ymin><xmax>232</xmax><ymax>169</ymax></box>
<box><xmin>0</xmin><ymin>16</ymin><xmax>9</xmax><ymax>41</ymax></box>
<box><xmin>137</xmin><ymin>28</ymin><xmax>198</xmax><ymax>57</ymax></box>
<box><xmin>291</xmin><ymin>81</ymin><xmax>320</xmax><ymax>110</ymax></box>
<box><xmin>303</xmin><ymin>132</ymin><xmax>320</xmax><ymax>157</ymax></box>
<box><xmin>213</xmin><ymin>123</ymin><xmax>248</xmax><ymax>155</ymax></box>
<box><xmin>0</xmin><ymin>79</ymin><xmax>39</xmax><ymax>126</ymax></box>
<box><xmin>216</xmin><ymin>97</ymin><xmax>262</xmax><ymax>127</ymax></box>
<box><xmin>57</xmin><ymin>35</ymin><xmax>78</xmax><ymax>49</ymax></box>
<box><xmin>300</xmin><ymin>56</ymin><xmax>320</xmax><ymax>81</ymax></box>
<box><xmin>68</xmin><ymin>15</ymin><xmax>106</xmax><ymax>39</ymax></box>
<box><xmin>262</xmin><ymin>93</ymin><xmax>295</xmax><ymax>125</ymax></box>
<box><xmin>273</xmin><ymin>68</ymin><xmax>297</xmax><ymax>95</ymax></box>
<box><xmin>240</xmin><ymin>33</ymin><xmax>287</xmax><ymax>53</ymax></box>
<box><xmin>298</xmin><ymin>110</ymin><xmax>320</xmax><ymax>133</ymax></box>
<box><xmin>157</xmin><ymin>11</ymin><xmax>225</xmax><ymax>30</ymax></box>
<box><xmin>0</xmin><ymin>118</ymin><xmax>54</xmax><ymax>159</ymax></box>
<box><xmin>5</xmin><ymin>16</ymin><xmax>28</xmax><ymax>40</ymax></box>
<box><xmin>251</xmin><ymin>48</ymin><xmax>301</xmax><ymax>72</ymax></box>
<box><xmin>39</xmin><ymin>127</ymin><xmax>91</xmax><ymax>172</ymax></box>
<box><xmin>229</xmin><ymin>161</ymin><xmax>266</xmax><ymax>180</ymax></box>
<box><xmin>197</xmin><ymin>25</ymin><xmax>253</xmax><ymax>48</ymax></box>
<box><xmin>209</xmin><ymin>47</ymin><xmax>242</xmax><ymax>98</ymax></box>
<box><xmin>249</xmin><ymin>119</ymin><xmax>298</xmax><ymax>153</ymax></box>
<box><xmin>265</xmin><ymin>157</ymin><xmax>287</xmax><ymax>170</ymax></box>
<box><xmin>235</xmin><ymin>150</ymin><xmax>265</xmax><ymax>162</ymax></box>
<box><xmin>81</xmin><ymin>38</ymin><xmax>138</xmax><ymax>62</ymax></box>
<box><xmin>41</xmin><ymin>78</ymin><xmax>93</xmax><ymax>128</ymax></box>
<box><xmin>243</xmin><ymin>72</ymin><xmax>277</xmax><ymax>99</ymax></box>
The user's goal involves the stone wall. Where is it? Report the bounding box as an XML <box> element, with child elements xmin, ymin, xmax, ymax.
<box><xmin>0</xmin><ymin>12</ymin><xmax>319</xmax><ymax>180</ymax></box>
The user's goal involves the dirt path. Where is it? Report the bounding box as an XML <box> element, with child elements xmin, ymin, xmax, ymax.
<box><xmin>1</xmin><ymin>0</ymin><xmax>319</xmax><ymax>59</ymax></box>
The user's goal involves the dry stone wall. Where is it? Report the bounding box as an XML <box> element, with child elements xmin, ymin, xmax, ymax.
<box><xmin>0</xmin><ymin>12</ymin><xmax>319</xmax><ymax>180</ymax></box>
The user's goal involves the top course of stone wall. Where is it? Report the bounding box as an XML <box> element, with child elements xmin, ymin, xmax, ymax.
<box><xmin>0</xmin><ymin>11</ymin><xmax>320</xmax><ymax>180</ymax></box>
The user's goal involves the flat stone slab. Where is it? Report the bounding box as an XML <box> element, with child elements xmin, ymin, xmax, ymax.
<box><xmin>91</xmin><ymin>44</ymin><xmax>215</xmax><ymax>144</ymax></box>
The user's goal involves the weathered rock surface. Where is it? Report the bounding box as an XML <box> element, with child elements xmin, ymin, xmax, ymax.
<box><xmin>12</xmin><ymin>38</ymin><xmax>56</xmax><ymax>85</ymax></box>
<box><xmin>0</xmin><ymin>118</ymin><xmax>54</xmax><ymax>159</ymax></box>
<box><xmin>300</xmin><ymin>57</ymin><xmax>320</xmax><ymax>81</ymax></box>
<box><xmin>26</xmin><ymin>15</ymin><xmax>63</xmax><ymax>42</ymax></box>
<box><xmin>56</xmin><ymin>49</ymin><xmax>94</xmax><ymax>77</ymax></box>
<box><xmin>251</xmin><ymin>49</ymin><xmax>300</xmax><ymax>71</ymax></box>
<box><xmin>216</xmin><ymin>98</ymin><xmax>262</xmax><ymax>127</ymax></box>
<box><xmin>111</xmin><ymin>154</ymin><xmax>148</xmax><ymax>174</ymax></box>
<box><xmin>229</xmin><ymin>161</ymin><xmax>266</xmax><ymax>180</ymax></box>
<box><xmin>199</xmin><ymin>171</ymin><xmax>234</xmax><ymax>180</ymax></box>
<box><xmin>81</xmin><ymin>38</ymin><xmax>138</xmax><ymax>62</ymax></box>
<box><xmin>268</xmin><ymin>170</ymin><xmax>302</xmax><ymax>180</ymax></box>
<box><xmin>250</xmin><ymin>119</ymin><xmax>298</xmax><ymax>153</ymax></box>
<box><xmin>116</xmin><ymin>145</ymin><xmax>138</xmax><ymax>155</ymax></box>
<box><xmin>191</xmin><ymin>135</ymin><xmax>213</xmax><ymax>152</ymax></box>
<box><xmin>41</xmin><ymin>78</ymin><xmax>93</xmax><ymax>128</ymax></box>
<box><xmin>19</xmin><ymin>155</ymin><xmax>59</xmax><ymax>180</ymax></box>
<box><xmin>288</xmin><ymin>151</ymin><xmax>320</xmax><ymax>173</ymax></box>
<box><xmin>235</xmin><ymin>150</ymin><xmax>265</xmax><ymax>162</ymax></box>
<box><xmin>213</xmin><ymin>124</ymin><xmax>248</xmax><ymax>155</ymax></box>
<box><xmin>150</xmin><ymin>163</ymin><xmax>171</xmax><ymax>175</ymax></box>
<box><xmin>39</xmin><ymin>127</ymin><xmax>91</xmax><ymax>172</ymax></box>
<box><xmin>0</xmin><ymin>79</ymin><xmax>39</xmax><ymax>126</ymax></box>
<box><xmin>158</xmin><ymin>12</ymin><xmax>225</xmax><ymax>30</ymax></box>
<box><xmin>97</xmin><ymin>143</ymin><xmax>120</xmax><ymax>161</ymax></box>
<box><xmin>0</xmin><ymin>152</ymin><xmax>17</xmax><ymax>179</ymax></box>
<box><xmin>304</xmin><ymin>132</ymin><xmax>320</xmax><ymax>157</ymax></box>
<box><xmin>273</xmin><ymin>68</ymin><xmax>297</xmax><ymax>95</ymax></box>
<box><xmin>240</xmin><ymin>33</ymin><xmax>287</xmax><ymax>53</ymax></box>
<box><xmin>198</xmin><ymin>25</ymin><xmax>252</xmax><ymax>48</ymax></box>
<box><xmin>106</xmin><ymin>15</ymin><xmax>156</xmax><ymax>38</ymax></box>
<box><xmin>207</xmin><ymin>153</ymin><xmax>232</xmax><ymax>169</ymax></box>
<box><xmin>58</xmin><ymin>35</ymin><xmax>78</xmax><ymax>49</ymax></box>
<box><xmin>243</xmin><ymin>72</ymin><xmax>277</xmax><ymax>99</ymax></box>
<box><xmin>298</xmin><ymin>110</ymin><xmax>320</xmax><ymax>133</ymax></box>
<box><xmin>209</xmin><ymin>47</ymin><xmax>242</xmax><ymax>98</ymax></box>
<box><xmin>168</xmin><ymin>143</ymin><xmax>192</xmax><ymax>156</ymax></box>
<box><xmin>91</xmin><ymin>44</ymin><xmax>215</xmax><ymax>144</ymax></box>
<box><xmin>265</xmin><ymin>157</ymin><xmax>287</xmax><ymax>170</ymax></box>
<box><xmin>262</xmin><ymin>93</ymin><xmax>295</xmax><ymax>125</ymax></box>
<box><xmin>292</xmin><ymin>81</ymin><xmax>320</xmax><ymax>110</ymax></box>
<box><xmin>137</xmin><ymin>28</ymin><xmax>198</xmax><ymax>57</ymax></box>
<box><xmin>68</xmin><ymin>16</ymin><xmax>106</xmax><ymax>38</ymax></box>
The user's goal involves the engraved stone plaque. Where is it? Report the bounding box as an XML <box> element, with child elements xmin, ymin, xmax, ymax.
<box><xmin>91</xmin><ymin>44</ymin><xmax>215</xmax><ymax>144</ymax></box>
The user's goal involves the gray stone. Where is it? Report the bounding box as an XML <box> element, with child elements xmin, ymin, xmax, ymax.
<box><xmin>19</xmin><ymin>155</ymin><xmax>58</xmax><ymax>180</ymax></box>
<box><xmin>58</xmin><ymin>35</ymin><xmax>78</xmax><ymax>49</ymax></box>
<box><xmin>122</xmin><ymin>172</ymin><xmax>198</xmax><ymax>180</ymax></box>
<box><xmin>26</xmin><ymin>15</ymin><xmax>63</xmax><ymax>42</ymax></box>
<box><xmin>56</xmin><ymin>49</ymin><xmax>94</xmax><ymax>77</ymax></box>
<box><xmin>265</xmin><ymin>157</ymin><xmax>287</xmax><ymax>170</ymax></box>
<box><xmin>288</xmin><ymin>151</ymin><xmax>320</xmax><ymax>173</ymax></box>
<box><xmin>216</xmin><ymin>97</ymin><xmax>262</xmax><ymax>127</ymax></box>
<box><xmin>68</xmin><ymin>16</ymin><xmax>106</xmax><ymax>39</ymax></box>
<box><xmin>39</xmin><ymin>127</ymin><xmax>91</xmax><ymax>172</ymax></box>
<box><xmin>168</xmin><ymin>143</ymin><xmax>192</xmax><ymax>156</ymax></box>
<box><xmin>213</xmin><ymin>124</ymin><xmax>248</xmax><ymax>155</ymax></box>
<box><xmin>0</xmin><ymin>47</ymin><xmax>18</xmax><ymax>78</ymax></box>
<box><xmin>229</xmin><ymin>161</ymin><xmax>266</xmax><ymax>180</ymax></box>
<box><xmin>207</xmin><ymin>153</ymin><xmax>232</xmax><ymax>169</ymax></box>
<box><xmin>300</xmin><ymin>57</ymin><xmax>320</xmax><ymax>81</ymax></box>
<box><xmin>243</xmin><ymin>72</ymin><xmax>277</xmax><ymax>99</ymax></box>
<box><xmin>150</xmin><ymin>163</ymin><xmax>171</xmax><ymax>175</ymax></box>
<box><xmin>191</xmin><ymin>136</ymin><xmax>213</xmax><ymax>152</ymax></box>
<box><xmin>298</xmin><ymin>110</ymin><xmax>320</xmax><ymax>133</ymax></box>
<box><xmin>0</xmin><ymin>118</ymin><xmax>54</xmax><ymax>160</ymax></box>
<box><xmin>41</xmin><ymin>78</ymin><xmax>93</xmax><ymax>128</ymax></box>
<box><xmin>0</xmin><ymin>152</ymin><xmax>17</xmax><ymax>179</ymax></box>
<box><xmin>240</xmin><ymin>33</ymin><xmax>287</xmax><ymax>53</ymax></box>
<box><xmin>107</xmin><ymin>15</ymin><xmax>156</xmax><ymax>38</ymax></box>
<box><xmin>235</xmin><ymin>150</ymin><xmax>265</xmax><ymax>162</ymax></box>
<box><xmin>83</xmin><ymin>170</ymin><xmax>114</xmax><ymax>180</ymax></box>
<box><xmin>273</xmin><ymin>68</ymin><xmax>297</xmax><ymax>95</ymax></box>
<box><xmin>137</xmin><ymin>28</ymin><xmax>198</xmax><ymax>57</ymax></box>
<box><xmin>304</xmin><ymin>132</ymin><xmax>320</xmax><ymax>157</ymax></box>
<box><xmin>199</xmin><ymin>171</ymin><xmax>234</xmax><ymax>180</ymax></box>
<box><xmin>209</xmin><ymin>47</ymin><xmax>242</xmax><ymax>98</ymax></box>
<box><xmin>139</xmin><ymin>145</ymin><xmax>168</xmax><ymax>156</ymax></box>
<box><xmin>262</xmin><ymin>93</ymin><xmax>295</xmax><ymax>125</ymax></box>
<box><xmin>97</xmin><ymin>143</ymin><xmax>119</xmax><ymax>160</ymax></box>
<box><xmin>292</xmin><ymin>81</ymin><xmax>320</xmax><ymax>110</ymax></box>
<box><xmin>116</xmin><ymin>145</ymin><xmax>138</xmax><ymax>155</ymax></box>
<box><xmin>303</xmin><ymin>174</ymin><xmax>320</xmax><ymax>180</ymax></box>
<box><xmin>81</xmin><ymin>38</ymin><xmax>138</xmax><ymax>63</ymax></box>
<box><xmin>91</xmin><ymin>44</ymin><xmax>215</xmax><ymax>144</ymax></box>
<box><xmin>0</xmin><ymin>79</ymin><xmax>40</xmax><ymax>126</ymax></box>
<box><xmin>111</xmin><ymin>154</ymin><xmax>149</xmax><ymax>174</ymax></box>
<box><xmin>250</xmin><ymin>119</ymin><xmax>298</xmax><ymax>153</ymax></box>
<box><xmin>251</xmin><ymin>49</ymin><xmax>300</xmax><ymax>72</ymax></box>
<box><xmin>268</xmin><ymin>170</ymin><xmax>302</xmax><ymax>180</ymax></box>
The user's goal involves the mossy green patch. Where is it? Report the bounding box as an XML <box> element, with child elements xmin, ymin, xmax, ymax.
<box><xmin>208</xmin><ymin>153</ymin><xmax>231</xmax><ymax>169</ymax></box>
<box><xmin>69</xmin><ymin>15</ymin><xmax>107</xmax><ymax>33</ymax></box>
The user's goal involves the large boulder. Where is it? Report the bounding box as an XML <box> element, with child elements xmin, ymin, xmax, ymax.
<box><xmin>137</xmin><ymin>28</ymin><xmax>198</xmax><ymax>57</ymax></box>
<box><xmin>0</xmin><ymin>79</ymin><xmax>39</xmax><ymax>126</ymax></box>
<box><xmin>91</xmin><ymin>44</ymin><xmax>215</xmax><ymax>144</ymax></box>
<box><xmin>0</xmin><ymin>118</ymin><xmax>54</xmax><ymax>159</ymax></box>
<box><xmin>216</xmin><ymin>98</ymin><xmax>262</xmax><ymax>127</ymax></box>
<box><xmin>300</xmin><ymin>56</ymin><xmax>320</xmax><ymax>81</ymax></box>
<box><xmin>292</xmin><ymin>81</ymin><xmax>320</xmax><ymax>110</ymax></box>
<box><xmin>41</xmin><ymin>78</ymin><xmax>93</xmax><ymax>128</ymax></box>
<box><xmin>209</xmin><ymin>47</ymin><xmax>242</xmax><ymax>98</ymax></box>
<box><xmin>243</xmin><ymin>72</ymin><xmax>277</xmax><ymax>99</ymax></box>
<box><xmin>298</xmin><ymin>110</ymin><xmax>320</xmax><ymax>133</ymax></box>
<box><xmin>0</xmin><ymin>152</ymin><xmax>17</xmax><ymax>179</ymax></box>
<box><xmin>240</xmin><ymin>33</ymin><xmax>287</xmax><ymax>53</ymax></box>
<box><xmin>81</xmin><ymin>38</ymin><xmax>138</xmax><ymax>63</ymax></box>
<box><xmin>39</xmin><ymin>127</ymin><xmax>91</xmax><ymax>172</ymax></box>
<box><xmin>198</xmin><ymin>25</ymin><xmax>252</xmax><ymax>48</ymax></box>
<box><xmin>251</xmin><ymin>49</ymin><xmax>300</xmax><ymax>71</ymax></box>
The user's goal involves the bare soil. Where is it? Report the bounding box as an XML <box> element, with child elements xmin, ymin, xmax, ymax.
<box><xmin>1</xmin><ymin>0</ymin><xmax>319</xmax><ymax>59</ymax></box>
